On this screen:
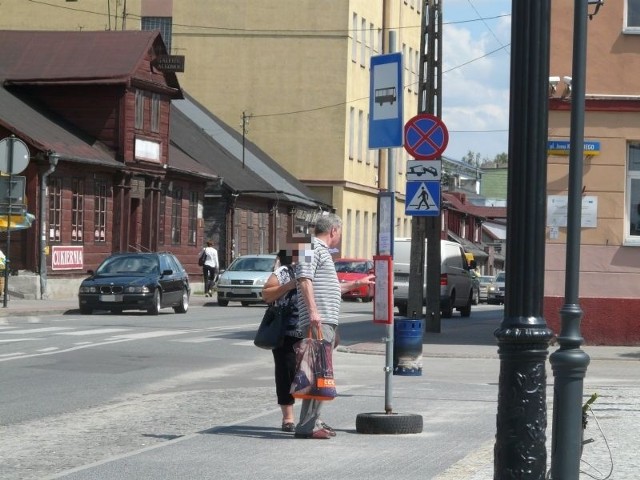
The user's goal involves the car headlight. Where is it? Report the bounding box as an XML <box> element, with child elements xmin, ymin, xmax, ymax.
<box><xmin>217</xmin><ymin>276</ymin><xmax>230</xmax><ymax>286</ymax></box>
<box><xmin>79</xmin><ymin>285</ymin><xmax>97</xmax><ymax>293</ymax></box>
<box><xmin>255</xmin><ymin>278</ymin><xmax>267</xmax><ymax>287</ymax></box>
<box><xmin>488</xmin><ymin>286</ymin><xmax>496</xmax><ymax>292</ymax></box>
<box><xmin>125</xmin><ymin>285</ymin><xmax>151</xmax><ymax>293</ymax></box>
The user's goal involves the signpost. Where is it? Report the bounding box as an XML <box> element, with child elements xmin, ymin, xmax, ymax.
<box><xmin>0</xmin><ymin>135</ymin><xmax>30</xmax><ymax>307</ymax></box>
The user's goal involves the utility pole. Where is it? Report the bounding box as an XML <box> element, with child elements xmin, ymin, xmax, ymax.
<box><xmin>241</xmin><ymin>112</ymin><xmax>250</xmax><ymax>169</ymax></box>
<box><xmin>409</xmin><ymin>0</ymin><xmax>442</xmax><ymax>332</ymax></box>
<box><xmin>494</xmin><ymin>1</ymin><xmax>554</xmax><ymax>477</ymax></box>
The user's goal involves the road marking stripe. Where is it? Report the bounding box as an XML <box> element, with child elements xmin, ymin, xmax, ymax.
<box><xmin>36</xmin><ymin>347</ymin><xmax>59</xmax><ymax>352</ymax></box>
<box><xmin>173</xmin><ymin>337</ymin><xmax>220</xmax><ymax>343</ymax></box>
<box><xmin>0</xmin><ymin>352</ymin><xmax>27</xmax><ymax>357</ymax></box>
<box><xmin>2</xmin><ymin>327</ymin><xmax>73</xmax><ymax>334</ymax></box>
<box><xmin>56</xmin><ymin>328</ymin><xmax>129</xmax><ymax>336</ymax></box>
<box><xmin>0</xmin><ymin>338</ymin><xmax>38</xmax><ymax>343</ymax></box>
<box><xmin>109</xmin><ymin>330</ymin><xmax>190</xmax><ymax>340</ymax></box>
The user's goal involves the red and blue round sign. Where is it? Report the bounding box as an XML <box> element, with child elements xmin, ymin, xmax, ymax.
<box><xmin>403</xmin><ymin>113</ymin><xmax>449</xmax><ymax>160</ymax></box>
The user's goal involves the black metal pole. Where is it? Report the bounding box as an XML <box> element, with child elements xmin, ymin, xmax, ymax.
<box><xmin>3</xmin><ymin>137</ymin><xmax>14</xmax><ymax>307</ymax></box>
<box><xmin>549</xmin><ymin>1</ymin><xmax>592</xmax><ymax>477</ymax></box>
<box><xmin>494</xmin><ymin>1</ymin><xmax>554</xmax><ymax>477</ymax></box>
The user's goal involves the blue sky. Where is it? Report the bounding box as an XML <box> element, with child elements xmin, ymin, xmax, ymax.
<box><xmin>440</xmin><ymin>0</ymin><xmax>511</xmax><ymax>162</ymax></box>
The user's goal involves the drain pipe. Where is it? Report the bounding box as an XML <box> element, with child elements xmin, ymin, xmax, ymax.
<box><xmin>40</xmin><ymin>152</ymin><xmax>59</xmax><ymax>299</ymax></box>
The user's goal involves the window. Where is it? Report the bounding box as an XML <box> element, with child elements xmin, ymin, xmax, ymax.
<box><xmin>48</xmin><ymin>177</ymin><xmax>62</xmax><ymax>242</ymax></box>
<box><xmin>171</xmin><ymin>187</ymin><xmax>182</xmax><ymax>245</ymax></box>
<box><xmin>188</xmin><ymin>191</ymin><xmax>198</xmax><ymax>246</ymax></box>
<box><xmin>135</xmin><ymin>90</ymin><xmax>144</xmax><ymax>130</ymax></box>
<box><xmin>94</xmin><ymin>180</ymin><xmax>107</xmax><ymax>243</ymax></box>
<box><xmin>625</xmin><ymin>1</ymin><xmax>640</xmax><ymax>32</ymax></box>
<box><xmin>346</xmin><ymin>209</ymin><xmax>352</xmax><ymax>257</ymax></box>
<box><xmin>370</xmin><ymin>23</ymin><xmax>375</xmax><ymax>56</ymax></box>
<box><xmin>71</xmin><ymin>178</ymin><xmax>84</xmax><ymax>243</ymax></box>
<box><xmin>357</xmin><ymin>109</ymin><xmax>363</xmax><ymax>162</ymax></box>
<box><xmin>142</xmin><ymin>16</ymin><xmax>173</xmax><ymax>52</ymax></box>
<box><xmin>151</xmin><ymin>93</ymin><xmax>160</xmax><ymax>133</ymax></box>
<box><xmin>355</xmin><ymin>210</ymin><xmax>361</xmax><ymax>257</ymax></box>
<box><xmin>352</xmin><ymin>13</ymin><xmax>358</xmax><ymax>62</ymax></box>
<box><xmin>159</xmin><ymin>185</ymin><xmax>166</xmax><ymax>245</ymax></box>
<box><xmin>366</xmin><ymin>113</ymin><xmax>371</xmax><ymax>165</ymax></box>
<box><xmin>360</xmin><ymin>18</ymin><xmax>367</xmax><ymax>67</ymax></box>
<box><xmin>626</xmin><ymin>142</ymin><xmax>640</xmax><ymax>244</ymax></box>
<box><xmin>349</xmin><ymin>107</ymin><xmax>355</xmax><ymax>159</ymax></box>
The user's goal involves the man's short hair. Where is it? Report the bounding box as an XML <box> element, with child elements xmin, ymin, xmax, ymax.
<box><xmin>314</xmin><ymin>213</ymin><xmax>342</xmax><ymax>235</ymax></box>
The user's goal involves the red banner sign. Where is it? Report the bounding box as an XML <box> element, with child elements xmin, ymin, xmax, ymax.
<box><xmin>51</xmin><ymin>246</ymin><xmax>84</xmax><ymax>271</ymax></box>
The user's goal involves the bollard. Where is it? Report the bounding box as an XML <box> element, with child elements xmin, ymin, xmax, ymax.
<box><xmin>393</xmin><ymin>317</ymin><xmax>423</xmax><ymax>375</ymax></box>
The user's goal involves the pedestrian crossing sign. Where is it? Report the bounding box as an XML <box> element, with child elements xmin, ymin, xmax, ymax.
<box><xmin>405</xmin><ymin>181</ymin><xmax>440</xmax><ymax>216</ymax></box>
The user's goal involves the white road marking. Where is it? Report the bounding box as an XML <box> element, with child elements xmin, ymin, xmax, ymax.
<box><xmin>36</xmin><ymin>347</ymin><xmax>59</xmax><ymax>352</ymax></box>
<box><xmin>0</xmin><ymin>352</ymin><xmax>27</xmax><ymax>357</ymax></box>
<box><xmin>1</xmin><ymin>327</ymin><xmax>73</xmax><ymax>334</ymax></box>
<box><xmin>108</xmin><ymin>330</ymin><xmax>191</xmax><ymax>340</ymax></box>
<box><xmin>173</xmin><ymin>337</ymin><xmax>220</xmax><ymax>343</ymax></box>
<box><xmin>56</xmin><ymin>328</ymin><xmax>129</xmax><ymax>336</ymax></box>
<box><xmin>0</xmin><ymin>338</ymin><xmax>38</xmax><ymax>343</ymax></box>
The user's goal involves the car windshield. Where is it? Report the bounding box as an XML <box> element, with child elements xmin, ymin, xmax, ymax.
<box><xmin>495</xmin><ymin>272</ymin><xmax>506</xmax><ymax>282</ymax></box>
<box><xmin>479</xmin><ymin>276</ymin><xmax>494</xmax><ymax>283</ymax></box>
<box><xmin>96</xmin><ymin>255</ymin><xmax>159</xmax><ymax>275</ymax></box>
<box><xmin>335</xmin><ymin>261</ymin><xmax>368</xmax><ymax>273</ymax></box>
<box><xmin>228</xmin><ymin>257</ymin><xmax>275</xmax><ymax>272</ymax></box>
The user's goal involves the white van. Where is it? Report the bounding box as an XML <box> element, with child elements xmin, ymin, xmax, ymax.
<box><xmin>393</xmin><ymin>238</ymin><xmax>475</xmax><ymax>318</ymax></box>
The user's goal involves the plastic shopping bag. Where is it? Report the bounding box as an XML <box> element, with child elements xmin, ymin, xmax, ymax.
<box><xmin>290</xmin><ymin>326</ymin><xmax>336</xmax><ymax>401</ymax></box>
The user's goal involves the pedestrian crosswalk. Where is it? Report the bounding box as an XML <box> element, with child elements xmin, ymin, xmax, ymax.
<box><xmin>0</xmin><ymin>322</ymin><xmax>258</xmax><ymax>362</ymax></box>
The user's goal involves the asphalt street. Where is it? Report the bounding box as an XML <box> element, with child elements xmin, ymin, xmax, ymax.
<box><xmin>0</xmin><ymin>297</ymin><xmax>637</xmax><ymax>479</ymax></box>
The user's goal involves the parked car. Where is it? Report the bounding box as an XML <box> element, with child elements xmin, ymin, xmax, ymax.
<box><xmin>487</xmin><ymin>271</ymin><xmax>506</xmax><ymax>305</ymax></box>
<box><xmin>216</xmin><ymin>254</ymin><xmax>277</xmax><ymax>306</ymax></box>
<box><xmin>78</xmin><ymin>252</ymin><xmax>190</xmax><ymax>315</ymax></box>
<box><xmin>477</xmin><ymin>275</ymin><xmax>496</xmax><ymax>303</ymax></box>
<box><xmin>393</xmin><ymin>238</ymin><xmax>475</xmax><ymax>318</ymax></box>
<box><xmin>334</xmin><ymin>258</ymin><xmax>374</xmax><ymax>302</ymax></box>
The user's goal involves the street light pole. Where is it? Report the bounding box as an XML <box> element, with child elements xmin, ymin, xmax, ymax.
<box><xmin>494</xmin><ymin>0</ymin><xmax>554</xmax><ymax>477</ymax></box>
<box><xmin>549</xmin><ymin>1</ymin><xmax>593</xmax><ymax>477</ymax></box>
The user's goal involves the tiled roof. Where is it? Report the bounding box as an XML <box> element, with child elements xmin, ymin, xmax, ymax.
<box><xmin>0</xmin><ymin>30</ymin><xmax>180</xmax><ymax>94</ymax></box>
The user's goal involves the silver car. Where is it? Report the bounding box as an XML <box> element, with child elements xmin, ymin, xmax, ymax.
<box><xmin>478</xmin><ymin>275</ymin><xmax>495</xmax><ymax>303</ymax></box>
<box><xmin>487</xmin><ymin>272</ymin><xmax>505</xmax><ymax>305</ymax></box>
<box><xmin>216</xmin><ymin>254</ymin><xmax>277</xmax><ymax>306</ymax></box>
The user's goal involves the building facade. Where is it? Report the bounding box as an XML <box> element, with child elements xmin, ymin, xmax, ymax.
<box><xmin>547</xmin><ymin>1</ymin><xmax>640</xmax><ymax>344</ymax></box>
<box><xmin>0</xmin><ymin>0</ymin><xmax>422</xmax><ymax>259</ymax></box>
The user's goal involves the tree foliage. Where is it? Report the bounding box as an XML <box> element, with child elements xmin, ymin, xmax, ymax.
<box><xmin>462</xmin><ymin>151</ymin><xmax>508</xmax><ymax>168</ymax></box>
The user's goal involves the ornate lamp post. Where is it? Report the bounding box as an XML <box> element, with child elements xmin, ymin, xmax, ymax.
<box><xmin>494</xmin><ymin>0</ymin><xmax>554</xmax><ymax>477</ymax></box>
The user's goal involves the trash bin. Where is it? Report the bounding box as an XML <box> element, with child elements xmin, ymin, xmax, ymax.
<box><xmin>393</xmin><ymin>317</ymin><xmax>423</xmax><ymax>376</ymax></box>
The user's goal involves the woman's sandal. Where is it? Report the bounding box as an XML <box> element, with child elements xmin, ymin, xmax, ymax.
<box><xmin>281</xmin><ymin>422</ymin><xmax>296</xmax><ymax>432</ymax></box>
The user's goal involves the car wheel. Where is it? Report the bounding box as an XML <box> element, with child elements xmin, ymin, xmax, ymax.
<box><xmin>356</xmin><ymin>412</ymin><xmax>423</xmax><ymax>434</ymax></box>
<box><xmin>460</xmin><ymin>291</ymin><xmax>472</xmax><ymax>317</ymax></box>
<box><xmin>148</xmin><ymin>289</ymin><xmax>161</xmax><ymax>315</ymax></box>
<box><xmin>241</xmin><ymin>301</ymin><xmax>251</xmax><ymax>307</ymax></box>
<box><xmin>79</xmin><ymin>306</ymin><xmax>92</xmax><ymax>315</ymax></box>
<box><xmin>441</xmin><ymin>294</ymin><xmax>454</xmax><ymax>318</ymax></box>
<box><xmin>472</xmin><ymin>288</ymin><xmax>479</xmax><ymax>305</ymax></box>
<box><xmin>217</xmin><ymin>299</ymin><xmax>229</xmax><ymax>307</ymax></box>
<box><xmin>173</xmin><ymin>288</ymin><xmax>189</xmax><ymax>314</ymax></box>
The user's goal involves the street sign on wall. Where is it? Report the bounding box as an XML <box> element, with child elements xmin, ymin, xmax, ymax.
<box><xmin>404</xmin><ymin>113</ymin><xmax>449</xmax><ymax>160</ymax></box>
<box><xmin>369</xmin><ymin>53</ymin><xmax>404</xmax><ymax>149</ymax></box>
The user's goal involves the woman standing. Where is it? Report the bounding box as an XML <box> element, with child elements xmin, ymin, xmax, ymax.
<box><xmin>261</xmin><ymin>248</ymin><xmax>300</xmax><ymax>432</ymax></box>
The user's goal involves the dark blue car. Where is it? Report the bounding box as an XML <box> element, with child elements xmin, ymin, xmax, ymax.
<box><xmin>78</xmin><ymin>252</ymin><xmax>190</xmax><ymax>315</ymax></box>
